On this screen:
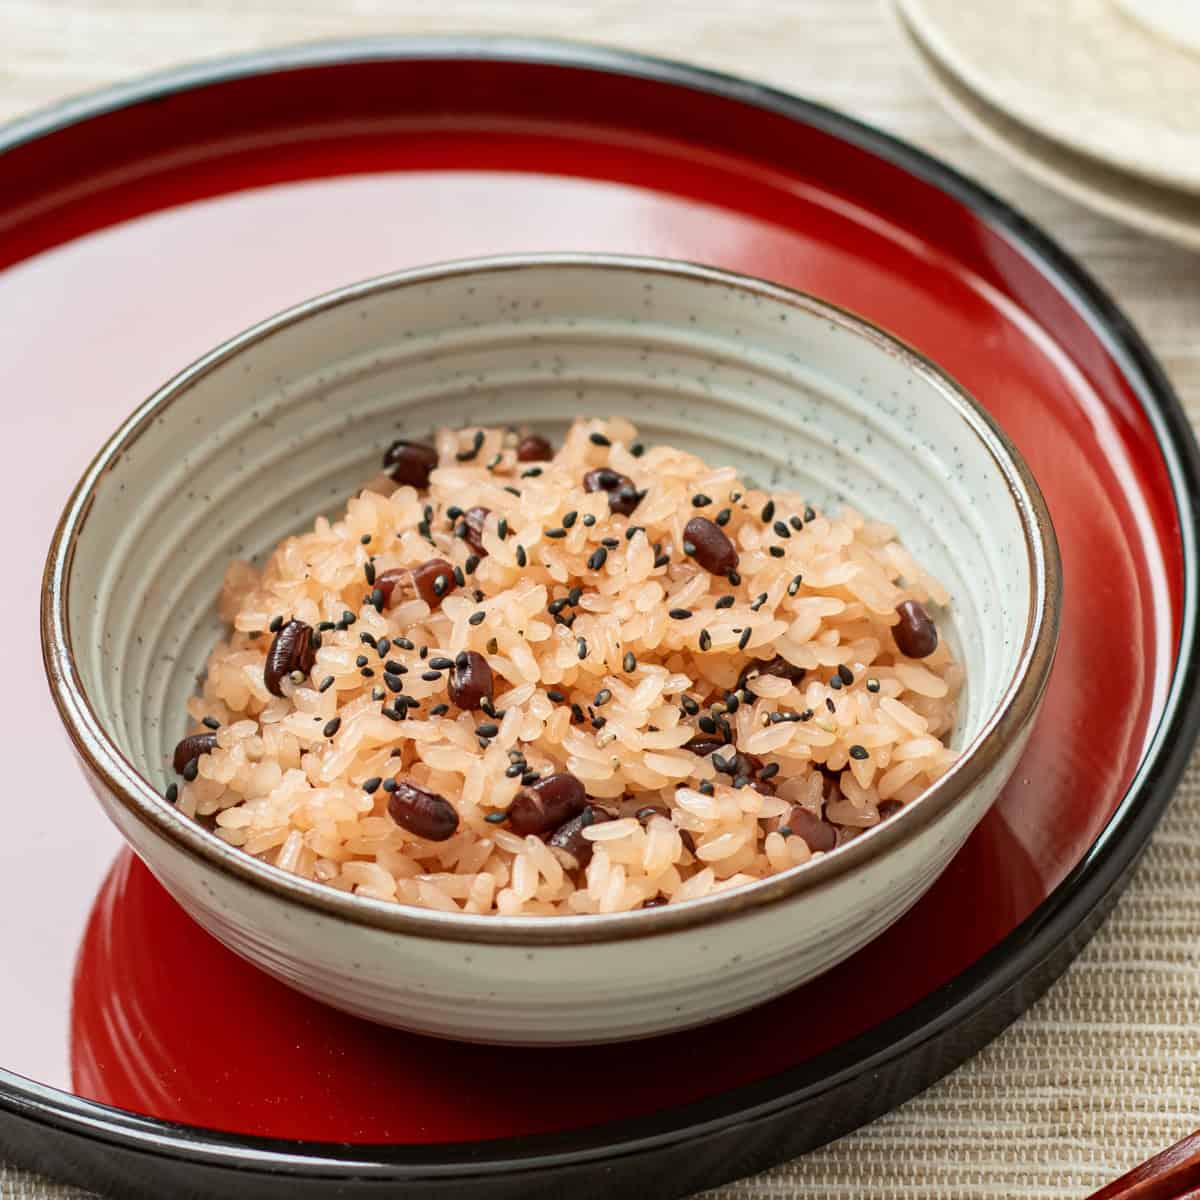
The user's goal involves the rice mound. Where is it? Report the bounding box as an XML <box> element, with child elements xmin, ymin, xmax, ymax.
<box><xmin>174</xmin><ymin>417</ymin><xmax>961</xmax><ymax>915</ymax></box>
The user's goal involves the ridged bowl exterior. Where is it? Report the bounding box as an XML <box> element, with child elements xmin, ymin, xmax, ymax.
<box><xmin>45</xmin><ymin>256</ymin><xmax>1058</xmax><ymax>1044</ymax></box>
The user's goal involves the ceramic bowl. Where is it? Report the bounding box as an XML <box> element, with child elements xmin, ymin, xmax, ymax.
<box><xmin>42</xmin><ymin>255</ymin><xmax>1060</xmax><ymax>1045</ymax></box>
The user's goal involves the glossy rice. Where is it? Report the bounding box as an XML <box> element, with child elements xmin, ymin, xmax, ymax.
<box><xmin>174</xmin><ymin>418</ymin><xmax>961</xmax><ymax>915</ymax></box>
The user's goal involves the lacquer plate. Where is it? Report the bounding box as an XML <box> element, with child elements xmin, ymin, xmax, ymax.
<box><xmin>2</xmin><ymin>37</ymin><xmax>1197</xmax><ymax>1200</ymax></box>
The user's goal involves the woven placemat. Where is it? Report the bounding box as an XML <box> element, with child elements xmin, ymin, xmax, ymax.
<box><xmin>4</xmin><ymin>2</ymin><xmax>1199</xmax><ymax>1195</ymax></box>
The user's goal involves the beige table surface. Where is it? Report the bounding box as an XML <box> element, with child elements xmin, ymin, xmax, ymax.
<box><xmin>3</xmin><ymin>1</ymin><xmax>1199</xmax><ymax>1196</ymax></box>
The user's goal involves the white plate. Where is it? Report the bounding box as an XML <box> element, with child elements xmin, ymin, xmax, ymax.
<box><xmin>897</xmin><ymin>0</ymin><xmax>1200</xmax><ymax>196</ymax></box>
<box><xmin>890</xmin><ymin>0</ymin><xmax>1200</xmax><ymax>250</ymax></box>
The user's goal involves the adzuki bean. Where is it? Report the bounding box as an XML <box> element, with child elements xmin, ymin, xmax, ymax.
<box><xmin>683</xmin><ymin>516</ymin><xmax>739</xmax><ymax>576</ymax></box>
<box><xmin>508</xmin><ymin>772</ymin><xmax>588</xmax><ymax>836</ymax></box>
<box><xmin>582</xmin><ymin>467</ymin><xmax>641</xmax><ymax>516</ymax></box>
<box><xmin>387</xmin><ymin>780</ymin><xmax>459</xmax><ymax>841</ymax></box>
<box><xmin>548</xmin><ymin>804</ymin><xmax>612</xmax><ymax>869</ymax></box>
<box><xmin>413</xmin><ymin>558</ymin><xmax>458</xmax><ymax>609</ymax></box>
<box><xmin>383</xmin><ymin>440</ymin><xmax>438</xmax><ymax>488</ymax></box>
<box><xmin>516</xmin><ymin>434</ymin><xmax>553</xmax><ymax>462</ymax></box>
<box><xmin>785</xmin><ymin>806</ymin><xmax>837</xmax><ymax>853</ymax></box>
<box><xmin>172</xmin><ymin>732</ymin><xmax>217</xmax><ymax>775</ymax></box>
<box><xmin>892</xmin><ymin>599</ymin><xmax>938</xmax><ymax>658</ymax></box>
<box><xmin>463</xmin><ymin>507</ymin><xmax>490</xmax><ymax>557</ymax></box>
<box><xmin>264</xmin><ymin>619</ymin><xmax>316</xmax><ymax>696</ymax></box>
<box><xmin>737</xmin><ymin>654</ymin><xmax>806</xmax><ymax>689</ymax></box>
<box><xmin>448</xmin><ymin>650</ymin><xmax>494</xmax><ymax>711</ymax></box>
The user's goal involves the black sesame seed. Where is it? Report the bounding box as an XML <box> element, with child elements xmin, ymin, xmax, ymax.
<box><xmin>699</xmin><ymin>629</ymin><xmax>712</xmax><ymax>651</ymax></box>
<box><xmin>698</xmin><ymin>780</ymin><xmax>715</xmax><ymax>796</ymax></box>
<box><xmin>477</xmin><ymin>722</ymin><xmax>500</xmax><ymax>737</ymax></box>
<box><xmin>582</xmin><ymin>514</ymin><xmax>596</xmax><ymax>527</ymax></box>
<box><xmin>372</xmin><ymin>687</ymin><xmax>385</xmax><ymax>701</ymax></box>
<box><xmin>417</xmin><ymin>520</ymin><xmax>431</xmax><ymax>541</ymax></box>
<box><xmin>504</xmin><ymin>486</ymin><xmax>521</xmax><ymax>497</ymax></box>
<box><xmin>429</xmin><ymin>656</ymin><xmax>453</xmax><ymax>670</ymax></box>
<box><xmin>183</xmin><ymin>761</ymin><xmax>198</xmax><ymax>782</ymax></box>
<box><xmin>567</xmin><ymin>586</ymin><xmax>582</xmax><ymax>605</ymax></box>
<box><xmin>364</xmin><ymin>560</ymin><xmax>376</xmax><ymax>586</ymax></box>
<box><xmin>826</xmin><ymin>697</ymin><xmax>836</xmax><ymax>713</ymax></box>
<box><xmin>681</xmin><ymin>695</ymin><xmax>700</xmax><ymax>715</ymax></box>
<box><xmin>577</xmin><ymin>637</ymin><xmax>588</xmax><ymax>660</ymax></box>
<box><xmin>738</xmin><ymin>627</ymin><xmax>752</xmax><ymax>650</ymax></box>
<box><xmin>486</xmin><ymin>638</ymin><xmax>498</xmax><ymax>654</ymax></box>
<box><xmin>654</xmin><ymin>553</ymin><xmax>671</xmax><ymax>568</ymax></box>
<box><xmin>202</xmin><ymin>716</ymin><xmax>221</xmax><ymax>730</ymax></box>
<box><xmin>760</xmin><ymin>762</ymin><xmax>780</xmax><ymax>780</ymax></box>
<box><xmin>359</xmin><ymin>631</ymin><xmax>375</xmax><ymax>646</ymax></box>
<box><xmin>588</xmin><ymin>546</ymin><xmax>608</xmax><ymax>570</ymax></box>
<box><xmin>715</xmin><ymin>595</ymin><xmax>735</xmax><ymax>610</ymax></box>
<box><xmin>547</xmin><ymin>689</ymin><xmax>565</xmax><ymax>702</ymax></box>
<box><xmin>788</xmin><ymin>574</ymin><xmax>803</xmax><ymax>596</ymax></box>
<box><xmin>268</xmin><ymin>614</ymin><xmax>283</xmax><ymax>633</ymax></box>
<box><xmin>383</xmin><ymin>706</ymin><xmax>404</xmax><ymax>721</ymax></box>
<box><xmin>356</xmin><ymin>654</ymin><xmax>369</xmax><ymax>668</ymax></box>
<box><xmin>429</xmin><ymin>703</ymin><xmax>449</xmax><ymax>716</ymax></box>
<box><xmin>867</xmin><ymin>678</ymin><xmax>881</xmax><ymax>693</ymax></box>
<box><xmin>623</xmin><ymin>651</ymin><xmax>637</xmax><ymax>672</ymax></box>
<box><xmin>323</xmin><ymin>717</ymin><xmax>341</xmax><ymax>737</ymax></box>
<box><xmin>631</xmin><ymin>442</ymin><xmax>645</xmax><ymax>457</ymax></box>
<box><xmin>725</xmin><ymin>693</ymin><xmax>740</xmax><ymax>714</ymax></box>
<box><xmin>360</xmin><ymin>534</ymin><xmax>372</xmax><ymax>545</ymax></box>
<box><xmin>545</xmin><ymin>527</ymin><xmax>567</xmax><ymax>539</ymax></box>
<box><xmin>625</xmin><ymin>526</ymin><xmax>644</xmax><ymax>541</ymax></box>
<box><xmin>453</xmin><ymin>565</ymin><xmax>465</xmax><ymax>587</ymax></box>
<box><xmin>601</xmin><ymin>537</ymin><xmax>620</xmax><ymax>549</ymax></box>
<box><xmin>728</xmin><ymin>570</ymin><xmax>741</xmax><ymax>585</ymax></box>
<box><xmin>522</xmin><ymin>770</ymin><xmax>540</xmax><ymax>786</ymax></box>
<box><xmin>455</xmin><ymin>429</ymin><xmax>486</xmax><ymax>461</ymax></box>
<box><xmin>790</xmin><ymin>515</ymin><xmax>804</xmax><ymax>531</ymax></box>
<box><xmin>446</xmin><ymin>505</ymin><xmax>463</xmax><ymax>520</ymax></box>
<box><xmin>829</xmin><ymin>676</ymin><xmax>843</xmax><ymax>690</ymax></box>
<box><xmin>505</xmin><ymin>763</ymin><xmax>523</xmax><ymax>778</ymax></box>
<box><xmin>469</xmin><ymin>610</ymin><xmax>486</xmax><ymax>626</ymax></box>
<box><xmin>773</xmin><ymin>520</ymin><xmax>791</xmax><ymax>539</ymax></box>
<box><xmin>516</xmin><ymin>545</ymin><xmax>527</xmax><ymax>567</ymax></box>
<box><xmin>769</xmin><ymin>546</ymin><xmax>786</xmax><ymax>558</ymax></box>
<box><xmin>589</xmin><ymin>432</ymin><xmax>611</xmax><ymax>446</ymax></box>
<box><xmin>318</xmin><ymin>675</ymin><xmax>335</xmax><ymax>693</ymax></box>
<box><xmin>760</xmin><ymin>500</ymin><xmax>775</xmax><ymax>523</ymax></box>
<box><xmin>715</xmin><ymin>507</ymin><xmax>732</xmax><ymax>527</ymax></box>
<box><xmin>804</xmin><ymin>506</ymin><xmax>816</xmax><ymax>522</ymax></box>
<box><xmin>692</xmin><ymin>494</ymin><xmax>712</xmax><ymax>508</ymax></box>
<box><xmin>548</xmin><ymin>598</ymin><xmax>567</xmax><ymax>616</ymax></box>
<box><xmin>360</xmin><ymin>667</ymin><xmax>375</xmax><ymax>678</ymax></box>
<box><xmin>165</xmin><ymin>782</ymin><xmax>179</xmax><ymax>804</ymax></box>
<box><xmin>396</xmin><ymin>638</ymin><xmax>414</xmax><ymax>651</ymax></box>
<box><xmin>485</xmin><ymin>810</ymin><xmax>510</xmax><ymax>824</ymax></box>
<box><xmin>496</xmin><ymin>517</ymin><xmax>509</xmax><ymax>540</ymax></box>
<box><xmin>521</xmin><ymin>467</ymin><xmax>543</xmax><ymax>478</ymax></box>
<box><xmin>838</xmin><ymin>664</ymin><xmax>854</xmax><ymax>686</ymax></box>
<box><xmin>698</xmin><ymin>715</ymin><xmax>717</xmax><ymax>734</ymax></box>
<box><xmin>318</xmin><ymin>620</ymin><xmax>336</xmax><ymax>631</ymax></box>
<box><xmin>464</xmin><ymin>554</ymin><xmax>480</xmax><ymax>576</ymax></box>
<box><xmin>669</xmin><ymin>608</ymin><xmax>692</xmax><ymax>620</ymax></box>
<box><xmin>594</xmin><ymin>689</ymin><xmax>612</xmax><ymax>707</ymax></box>
<box><xmin>562</xmin><ymin>510</ymin><xmax>578</xmax><ymax>529</ymax></box>
<box><xmin>363</xmin><ymin>777</ymin><xmax>382</xmax><ymax>794</ymax></box>
<box><xmin>800</xmin><ymin>708</ymin><xmax>814</xmax><ymax>721</ymax></box>
<box><xmin>681</xmin><ymin>540</ymin><xmax>696</xmax><ymax>556</ymax></box>
<box><xmin>750</xmin><ymin>593</ymin><xmax>768</xmax><ymax>612</ymax></box>
<box><xmin>571</xmin><ymin>703</ymin><xmax>585</xmax><ymax>723</ymax></box>
<box><xmin>382</xmin><ymin>778</ymin><xmax>398</xmax><ymax>793</ymax></box>
<box><xmin>849</xmin><ymin>744</ymin><xmax>869</xmax><ymax>760</ymax></box>
<box><xmin>421</xmin><ymin>670</ymin><xmax>442</xmax><ymax>682</ymax></box>
<box><xmin>397</xmin><ymin>694</ymin><xmax>418</xmax><ymax>708</ymax></box>
<box><xmin>376</xmin><ymin>638</ymin><xmax>390</xmax><ymax>657</ymax></box>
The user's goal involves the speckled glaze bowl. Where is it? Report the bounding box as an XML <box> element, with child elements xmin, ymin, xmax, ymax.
<box><xmin>42</xmin><ymin>255</ymin><xmax>1060</xmax><ymax>1045</ymax></box>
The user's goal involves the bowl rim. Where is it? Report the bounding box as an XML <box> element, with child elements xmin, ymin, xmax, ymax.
<box><xmin>41</xmin><ymin>251</ymin><xmax>1062</xmax><ymax>946</ymax></box>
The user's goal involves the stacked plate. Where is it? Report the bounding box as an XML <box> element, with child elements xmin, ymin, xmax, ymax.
<box><xmin>890</xmin><ymin>0</ymin><xmax>1200</xmax><ymax>248</ymax></box>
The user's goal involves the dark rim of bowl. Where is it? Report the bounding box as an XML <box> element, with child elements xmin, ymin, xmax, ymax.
<box><xmin>42</xmin><ymin>251</ymin><xmax>1061</xmax><ymax>946</ymax></box>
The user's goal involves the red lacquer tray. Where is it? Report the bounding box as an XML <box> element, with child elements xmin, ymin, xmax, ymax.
<box><xmin>2</xmin><ymin>38</ymin><xmax>1197</xmax><ymax>1200</ymax></box>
